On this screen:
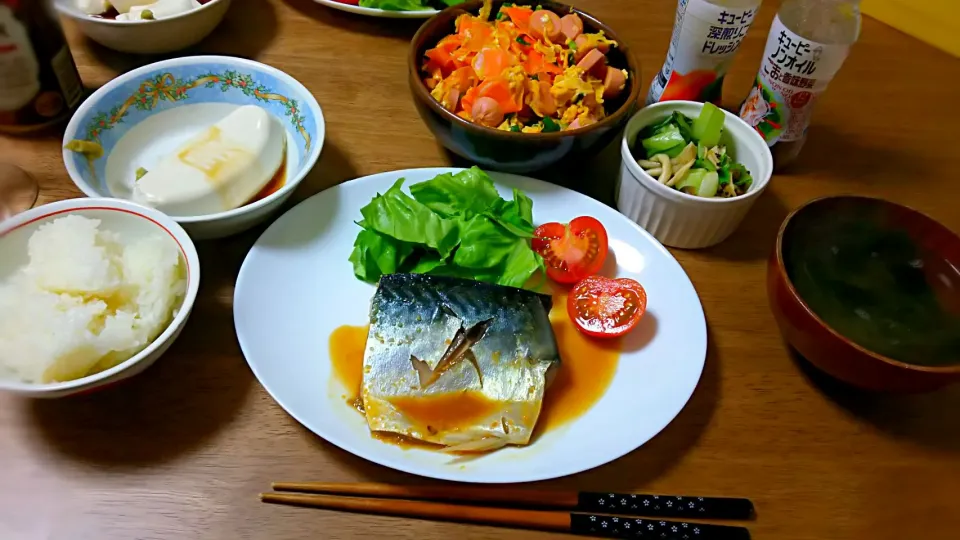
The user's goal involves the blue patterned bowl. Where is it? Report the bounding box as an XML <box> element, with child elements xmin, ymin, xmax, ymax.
<box><xmin>63</xmin><ymin>56</ymin><xmax>325</xmax><ymax>239</ymax></box>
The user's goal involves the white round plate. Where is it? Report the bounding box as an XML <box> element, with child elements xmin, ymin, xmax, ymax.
<box><xmin>312</xmin><ymin>0</ymin><xmax>439</xmax><ymax>19</ymax></box>
<box><xmin>234</xmin><ymin>168</ymin><xmax>706</xmax><ymax>483</ymax></box>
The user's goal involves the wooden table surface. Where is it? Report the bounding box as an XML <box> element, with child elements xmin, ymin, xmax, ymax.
<box><xmin>2</xmin><ymin>1</ymin><xmax>959</xmax><ymax>539</ymax></box>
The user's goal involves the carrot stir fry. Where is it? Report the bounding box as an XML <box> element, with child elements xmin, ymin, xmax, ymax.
<box><xmin>421</xmin><ymin>0</ymin><xmax>628</xmax><ymax>133</ymax></box>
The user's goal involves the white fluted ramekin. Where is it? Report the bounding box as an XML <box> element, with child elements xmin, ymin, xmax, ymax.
<box><xmin>616</xmin><ymin>101</ymin><xmax>773</xmax><ymax>249</ymax></box>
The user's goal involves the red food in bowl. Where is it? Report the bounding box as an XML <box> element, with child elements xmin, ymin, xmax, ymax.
<box><xmin>769</xmin><ymin>196</ymin><xmax>960</xmax><ymax>393</ymax></box>
<box><xmin>408</xmin><ymin>0</ymin><xmax>640</xmax><ymax>173</ymax></box>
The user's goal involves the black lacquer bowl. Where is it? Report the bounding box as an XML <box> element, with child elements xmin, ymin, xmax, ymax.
<box><xmin>408</xmin><ymin>0</ymin><xmax>641</xmax><ymax>173</ymax></box>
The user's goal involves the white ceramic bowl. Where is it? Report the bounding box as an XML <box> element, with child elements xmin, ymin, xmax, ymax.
<box><xmin>63</xmin><ymin>56</ymin><xmax>325</xmax><ymax>240</ymax></box>
<box><xmin>55</xmin><ymin>0</ymin><xmax>232</xmax><ymax>55</ymax></box>
<box><xmin>616</xmin><ymin>100</ymin><xmax>774</xmax><ymax>249</ymax></box>
<box><xmin>0</xmin><ymin>198</ymin><xmax>200</xmax><ymax>398</ymax></box>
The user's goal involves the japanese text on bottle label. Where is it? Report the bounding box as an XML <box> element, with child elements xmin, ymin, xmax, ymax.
<box><xmin>647</xmin><ymin>0</ymin><xmax>761</xmax><ymax>105</ymax></box>
<box><xmin>739</xmin><ymin>15</ymin><xmax>851</xmax><ymax>144</ymax></box>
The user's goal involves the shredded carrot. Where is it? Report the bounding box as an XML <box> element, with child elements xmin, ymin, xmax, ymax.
<box><xmin>501</xmin><ymin>6</ymin><xmax>533</xmax><ymax>29</ymax></box>
<box><xmin>476</xmin><ymin>78</ymin><xmax>521</xmax><ymax>113</ymax></box>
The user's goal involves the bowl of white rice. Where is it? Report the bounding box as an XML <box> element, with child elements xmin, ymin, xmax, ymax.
<box><xmin>0</xmin><ymin>198</ymin><xmax>200</xmax><ymax>398</ymax></box>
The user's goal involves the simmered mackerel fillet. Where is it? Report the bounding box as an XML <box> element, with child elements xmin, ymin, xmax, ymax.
<box><xmin>361</xmin><ymin>273</ymin><xmax>560</xmax><ymax>452</ymax></box>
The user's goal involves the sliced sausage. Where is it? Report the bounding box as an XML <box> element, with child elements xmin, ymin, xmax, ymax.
<box><xmin>560</xmin><ymin>14</ymin><xmax>583</xmax><ymax>42</ymax></box>
<box><xmin>537</xmin><ymin>80</ymin><xmax>557</xmax><ymax>117</ymax></box>
<box><xmin>568</xmin><ymin>116</ymin><xmax>596</xmax><ymax>130</ymax></box>
<box><xmin>472</xmin><ymin>96</ymin><xmax>504</xmax><ymax>127</ymax></box>
<box><xmin>576</xmin><ymin>49</ymin><xmax>607</xmax><ymax>77</ymax></box>
<box><xmin>581</xmin><ymin>92</ymin><xmax>599</xmax><ymax>110</ymax></box>
<box><xmin>573</xmin><ymin>34</ymin><xmax>594</xmax><ymax>61</ymax></box>
<box><xmin>602</xmin><ymin>66</ymin><xmax>627</xmax><ymax>98</ymax></box>
<box><xmin>529</xmin><ymin>10</ymin><xmax>562</xmax><ymax>43</ymax></box>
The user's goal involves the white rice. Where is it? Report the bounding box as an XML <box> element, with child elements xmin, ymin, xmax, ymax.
<box><xmin>0</xmin><ymin>215</ymin><xmax>186</xmax><ymax>384</ymax></box>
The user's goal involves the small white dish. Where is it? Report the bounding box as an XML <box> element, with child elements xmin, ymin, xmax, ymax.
<box><xmin>0</xmin><ymin>198</ymin><xmax>200</xmax><ymax>399</ymax></box>
<box><xmin>63</xmin><ymin>56</ymin><xmax>325</xmax><ymax>240</ymax></box>
<box><xmin>313</xmin><ymin>0</ymin><xmax>439</xmax><ymax>19</ymax></box>
<box><xmin>55</xmin><ymin>0</ymin><xmax>232</xmax><ymax>55</ymax></box>
<box><xmin>234</xmin><ymin>167</ymin><xmax>707</xmax><ymax>483</ymax></box>
<box><xmin>616</xmin><ymin>101</ymin><xmax>774</xmax><ymax>249</ymax></box>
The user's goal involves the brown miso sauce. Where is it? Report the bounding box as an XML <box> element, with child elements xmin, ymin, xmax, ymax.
<box><xmin>329</xmin><ymin>324</ymin><xmax>367</xmax><ymax>401</ymax></box>
<box><xmin>328</xmin><ymin>293</ymin><xmax>620</xmax><ymax>452</ymax></box>
<box><xmin>387</xmin><ymin>392</ymin><xmax>504</xmax><ymax>439</ymax></box>
<box><xmin>247</xmin><ymin>155</ymin><xmax>287</xmax><ymax>204</ymax></box>
<box><xmin>538</xmin><ymin>294</ymin><xmax>620</xmax><ymax>432</ymax></box>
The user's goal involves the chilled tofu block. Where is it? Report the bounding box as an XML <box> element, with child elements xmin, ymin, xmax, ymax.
<box><xmin>132</xmin><ymin>105</ymin><xmax>286</xmax><ymax>216</ymax></box>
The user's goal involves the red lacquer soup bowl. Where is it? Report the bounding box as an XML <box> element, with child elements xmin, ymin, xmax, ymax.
<box><xmin>769</xmin><ymin>196</ymin><xmax>960</xmax><ymax>392</ymax></box>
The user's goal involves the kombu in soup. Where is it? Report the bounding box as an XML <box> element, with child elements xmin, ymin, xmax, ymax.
<box><xmin>785</xmin><ymin>211</ymin><xmax>960</xmax><ymax>367</ymax></box>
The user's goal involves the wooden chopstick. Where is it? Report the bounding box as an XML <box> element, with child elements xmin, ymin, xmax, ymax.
<box><xmin>261</xmin><ymin>492</ymin><xmax>751</xmax><ymax>540</ymax></box>
<box><xmin>270</xmin><ymin>482</ymin><xmax>755</xmax><ymax>520</ymax></box>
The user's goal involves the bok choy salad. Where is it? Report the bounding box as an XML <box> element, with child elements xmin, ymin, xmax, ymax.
<box><xmin>634</xmin><ymin>103</ymin><xmax>753</xmax><ymax>198</ymax></box>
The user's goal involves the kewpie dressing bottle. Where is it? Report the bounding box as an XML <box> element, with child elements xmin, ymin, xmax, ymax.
<box><xmin>647</xmin><ymin>0</ymin><xmax>763</xmax><ymax>105</ymax></box>
<box><xmin>739</xmin><ymin>0</ymin><xmax>861</xmax><ymax>170</ymax></box>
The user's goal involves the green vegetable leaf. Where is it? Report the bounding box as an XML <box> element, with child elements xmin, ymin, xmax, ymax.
<box><xmin>641</xmin><ymin>123</ymin><xmax>686</xmax><ymax>155</ymax></box>
<box><xmin>515</xmin><ymin>189</ymin><xmax>533</xmax><ymax>224</ymax></box>
<box><xmin>695</xmin><ymin>158</ymin><xmax>717</xmax><ymax>172</ymax></box>
<box><xmin>692</xmin><ymin>102</ymin><xmax>725</xmax><ymax>147</ymax></box>
<box><xmin>349</xmin><ymin>229</ymin><xmax>415</xmax><ymax>283</ymax></box>
<box><xmin>542</xmin><ymin>117</ymin><xmax>561</xmax><ymax>133</ymax></box>
<box><xmin>499</xmin><ymin>240</ymin><xmax>544</xmax><ymax>289</ymax></box>
<box><xmin>485</xmin><ymin>195</ymin><xmax>534</xmax><ymax>238</ymax></box>
<box><xmin>427</xmin><ymin>263</ymin><xmax>501</xmax><ymax>284</ymax></box>
<box><xmin>640</xmin><ymin>114</ymin><xmax>676</xmax><ymax>139</ymax></box>
<box><xmin>673</xmin><ymin>112</ymin><xmax>694</xmax><ymax>142</ymax></box>
<box><xmin>409</xmin><ymin>166</ymin><xmax>501</xmax><ymax>219</ymax></box>
<box><xmin>730</xmin><ymin>162</ymin><xmax>753</xmax><ymax>189</ymax></box>
<box><xmin>360</xmin><ymin>179</ymin><xmax>460</xmax><ymax>257</ymax></box>
<box><xmin>675</xmin><ymin>169</ymin><xmax>708</xmax><ymax>194</ymax></box>
<box><xmin>350</xmin><ymin>168</ymin><xmax>544</xmax><ymax>290</ymax></box>
<box><xmin>407</xmin><ymin>252</ymin><xmax>447</xmax><ymax>274</ymax></box>
<box><xmin>717</xmin><ymin>165</ymin><xmax>732</xmax><ymax>186</ymax></box>
<box><xmin>359</xmin><ymin>0</ymin><xmax>435</xmax><ymax>11</ymax></box>
<box><xmin>453</xmin><ymin>215</ymin><xmax>519</xmax><ymax>269</ymax></box>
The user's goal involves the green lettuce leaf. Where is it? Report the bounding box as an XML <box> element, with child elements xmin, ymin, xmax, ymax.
<box><xmin>359</xmin><ymin>0</ymin><xmax>433</xmax><ymax>11</ymax></box>
<box><xmin>453</xmin><ymin>215</ymin><xmax>519</xmax><ymax>269</ymax></box>
<box><xmin>359</xmin><ymin>179</ymin><xmax>460</xmax><ymax>257</ymax></box>
<box><xmin>485</xmin><ymin>190</ymin><xmax>535</xmax><ymax>238</ymax></box>
<box><xmin>350</xmin><ymin>169</ymin><xmax>543</xmax><ymax>288</ymax></box>
<box><xmin>409</xmin><ymin>167</ymin><xmax>500</xmax><ymax>219</ymax></box>
<box><xmin>349</xmin><ymin>229</ymin><xmax>415</xmax><ymax>282</ymax></box>
<box><xmin>407</xmin><ymin>252</ymin><xmax>447</xmax><ymax>274</ymax></box>
<box><xmin>499</xmin><ymin>240</ymin><xmax>544</xmax><ymax>289</ymax></box>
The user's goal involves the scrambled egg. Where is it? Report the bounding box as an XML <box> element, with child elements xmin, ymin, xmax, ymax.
<box><xmin>550</xmin><ymin>66</ymin><xmax>605</xmax><ymax>110</ymax></box>
<box><xmin>578</xmin><ymin>31</ymin><xmax>618</xmax><ymax>52</ymax></box>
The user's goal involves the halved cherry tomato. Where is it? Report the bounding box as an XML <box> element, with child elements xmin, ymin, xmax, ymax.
<box><xmin>532</xmin><ymin>216</ymin><xmax>608</xmax><ymax>284</ymax></box>
<box><xmin>567</xmin><ymin>276</ymin><xmax>647</xmax><ymax>338</ymax></box>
